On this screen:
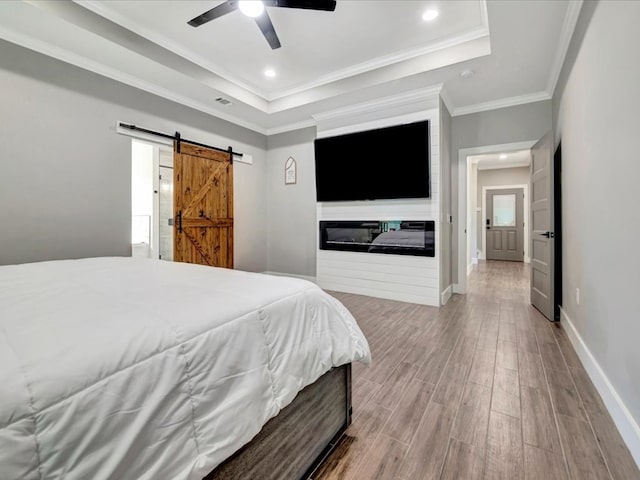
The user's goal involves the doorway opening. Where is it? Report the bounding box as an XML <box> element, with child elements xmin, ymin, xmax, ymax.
<box><xmin>468</xmin><ymin>157</ymin><xmax>531</xmax><ymax>302</ymax></box>
<box><xmin>130</xmin><ymin>138</ymin><xmax>173</xmax><ymax>260</ymax></box>
<box><xmin>471</xmin><ymin>151</ymin><xmax>531</xmax><ymax>264</ymax></box>
<box><xmin>553</xmin><ymin>142</ymin><xmax>562</xmax><ymax>321</ymax></box>
<box><xmin>456</xmin><ymin>137</ymin><xmax>562</xmax><ymax>322</ymax></box>
<box><xmin>458</xmin><ymin>144</ymin><xmax>535</xmax><ymax>288</ymax></box>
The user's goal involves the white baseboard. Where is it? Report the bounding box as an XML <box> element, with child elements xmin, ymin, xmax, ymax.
<box><xmin>472</xmin><ymin>257</ymin><xmax>479</xmax><ymax>265</ymax></box>
<box><xmin>525</xmin><ymin>255</ymin><xmax>531</xmax><ymax>264</ymax></box>
<box><xmin>441</xmin><ymin>285</ymin><xmax>452</xmax><ymax>306</ymax></box>
<box><xmin>452</xmin><ymin>283</ymin><xmax>465</xmax><ymax>294</ymax></box>
<box><xmin>560</xmin><ymin>308</ymin><xmax>640</xmax><ymax>468</ymax></box>
<box><xmin>262</xmin><ymin>271</ymin><xmax>317</xmax><ymax>284</ymax></box>
<box><xmin>467</xmin><ymin>263</ymin><xmax>473</xmax><ymax>276</ymax></box>
<box><xmin>478</xmin><ymin>252</ymin><xmax>486</xmax><ymax>260</ymax></box>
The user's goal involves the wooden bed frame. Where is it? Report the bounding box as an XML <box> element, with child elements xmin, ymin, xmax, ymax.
<box><xmin>204</xmin><ymin>364</ymin><xmax>352</xmax><ymax>480</ymax></box>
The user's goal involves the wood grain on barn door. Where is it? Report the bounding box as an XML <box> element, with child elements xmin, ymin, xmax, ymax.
<box><xmin>174</xmin><ymin>142</ymin><xmax>233</xmax><ymax>268</ymax></box>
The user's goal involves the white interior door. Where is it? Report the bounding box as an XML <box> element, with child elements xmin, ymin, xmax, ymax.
<box><xmin>530</xmin><ymin>132</ymin><xmax>554</xmax><ymax>319</ymax></box>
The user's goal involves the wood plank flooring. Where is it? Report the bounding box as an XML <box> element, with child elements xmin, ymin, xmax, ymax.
<box><xmin>314</xmin><ymin>260</ymin><xmax>639</xmax><ymax>480</ymax></box>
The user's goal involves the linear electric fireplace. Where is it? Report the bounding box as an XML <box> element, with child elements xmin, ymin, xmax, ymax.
<box><xmin>319</xmin><ymin>220</ymin><xmax>435</xmax><ymax>257</ymax></box>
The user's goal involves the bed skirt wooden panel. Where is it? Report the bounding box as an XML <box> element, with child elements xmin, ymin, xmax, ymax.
<box><xmin>205</xmin><ymin>364</ymin><xmax>352</xmax><ymax>480</ymax></box>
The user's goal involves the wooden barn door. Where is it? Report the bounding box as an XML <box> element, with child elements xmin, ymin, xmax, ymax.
<box><xmin>174</xmin><ymin>142</ymin><xmax>233</xmax><ymax>268</ymax></box>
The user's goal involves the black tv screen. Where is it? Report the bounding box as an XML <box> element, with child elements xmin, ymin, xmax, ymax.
<box><xmin>314</xmin><ymin>120</ymin><xmax>430</xmax><ymax>202</ymax></box>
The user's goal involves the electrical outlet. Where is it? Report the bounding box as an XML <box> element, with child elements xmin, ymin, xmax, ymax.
<box><xmin>576</xmin><ymin>288</ymin><xmax>580</xmax><ymax>305</ymax></box>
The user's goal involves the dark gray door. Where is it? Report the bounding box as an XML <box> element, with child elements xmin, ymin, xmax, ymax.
<box><xmin>530</xmin><ymin>132</ymin><xmax>554</xmax><ymax>320</ymax></box>
<box><xmin>486</xmin><ymin>188</ymin><xmax>524</xmax><ymax>262</ymax></box>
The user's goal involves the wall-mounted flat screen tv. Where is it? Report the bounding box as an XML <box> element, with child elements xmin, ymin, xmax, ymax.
<box><xmin>314</xmin><ymin>120</ymin><xmax>430</xmax><ymax>202</ymax></box>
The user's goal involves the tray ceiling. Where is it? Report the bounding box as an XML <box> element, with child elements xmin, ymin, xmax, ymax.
<box><xmin>0</xmin><ymin>0</ymin><xmax>581</xmax><ymax>134</ymax></box>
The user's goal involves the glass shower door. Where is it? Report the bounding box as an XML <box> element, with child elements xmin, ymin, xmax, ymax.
<box><xmin>159</xmin><ymin>166</ymin><xmax>174</xmax><ymax>261</ymax></box>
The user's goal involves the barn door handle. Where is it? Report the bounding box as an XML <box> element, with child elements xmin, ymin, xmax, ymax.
<box><xmin>177</xmin><ymin>211</ymin><xmax>183</xmax><ymax>233</ymax></box>
<box><xmin>539</xmin><ymin>231</ymin><xmax>554</xmax><ymax>238</ymax></box>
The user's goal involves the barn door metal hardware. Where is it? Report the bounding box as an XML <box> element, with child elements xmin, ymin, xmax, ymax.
<box><xmin>118</xmin><ymin>122</ymin><xmax>243</xmax><ymax>160</ymax></box>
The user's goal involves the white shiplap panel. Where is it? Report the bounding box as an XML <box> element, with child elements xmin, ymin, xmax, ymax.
<box><xmin>317</xmin><ymin>266</ymin><xmax>439</xmax><ymax>288</ymax></box>
<box><xmin>318</xmin><ymin>257</ymin><xmax>438</xmax><ymax>277</ymax></box>
<box><xmin>317</xmin><ymin>250</ymin><xmax>437</xmax><ymax>269</ymax></box>
<box><xmin>319</xmin><ymin>280</ymin><xmax>439</xmax><ymax>306</ymax></box>
<box><xmin>315</xmin><ymin>106</ymin><xmax>442</xmax><ymax>306</ymax></box>
<box><xmin>317</xmin><ymin>274</ymin><xmax>438</xmax><ymax>297</ymax></box>
<box><xmin>318</xmin><ymin>203</ymin><xmax>439</xmax><ymax>222</ymax></box>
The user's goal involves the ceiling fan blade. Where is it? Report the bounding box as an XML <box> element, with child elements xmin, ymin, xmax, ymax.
<box><xmin>188</xmin><ymin>1</ymin><xmax>238</xmax><ymax>27</ymax></box>
<box><xmin>254</xmin><ymin>10</ymin><xmax>281</xmax><ymax>50</ymax></box>
<box><xmin>274</xmin><ymin>0</ymin><xmax>337</xmax><ymax>11</ymax></box>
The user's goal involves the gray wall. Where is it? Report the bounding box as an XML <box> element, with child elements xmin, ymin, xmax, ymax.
<box><xmin>451</xmin><ymin>101</ymin><xmax>552</xmax><ymax>283</ymax></box>
<box><xmin>475</xmin><ymin>166</ymin><xmax>530</xmax><ymax>256</ymax></box>
<box><xmin>553</xmin><ymin>0</ymin><xmax>640</xmax><ymax>426</ymax></box>
<box><xmin>266</xmin><ymin>128</ymin><xmax>318</xmax><ymax>277</ymax></box>
<box><xmin>0</xmin><ymin>40</ymin><xmax>268</xmax><ymax>272</ymax></box>
<box><xmin>440</xmin><ymin>98</ymin><xmax>453</xmax><ymax>292</ymax></box>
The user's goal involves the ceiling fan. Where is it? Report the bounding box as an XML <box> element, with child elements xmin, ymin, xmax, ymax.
<box><xmin>187</xmin><ymin>0</ymin><xmax>337</xmax><ymax>50</ymax></box>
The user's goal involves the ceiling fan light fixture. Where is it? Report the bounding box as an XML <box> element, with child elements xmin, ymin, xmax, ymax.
<box><xmin>264</xmin><ymin>68</ymin><xmax>276</xmax><ymax>78</ymax></box>
<box><xmin>238</xmin><ymin>1</ymin><xmax>265</xmax><ymax>18</ymax></box>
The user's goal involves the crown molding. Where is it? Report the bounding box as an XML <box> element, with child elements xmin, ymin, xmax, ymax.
<box><xmin>439</xmin><ymin>86</ymin><xmax>455</xmax><ymax>115</ymax></box>
<box><xmin>77</xmin><ymin>0</ymin><xmax>270</xmax><ymax>100</ymax></box>
<box><xmin>268</xmin><ymin>25</ymin><xmax>489</xmax><ymax>101</ymax></box>
<box><xmin>0</xmin><ymin>26</ymin><xmax>268</xmax><ymax>135</ymax></box>
<box><xmin>312</xmin><ymin>84</ymin><xmax>444</xmax><ymax>124</ymax></box>
<box><xmin>265</xmin><ymin>119</ymin><xmax>317</xmax><ymax>136</ymax></box>
<box><xmin>266</xmin><ymin>83</ymin><xmax>449</xmax><ymax>136</ymax></box>
<box><xmin>452</xmin><ymin>91</ymin><xmax>551</xmax><ymax>117</ymax></box>
<box><xmin>77</xmin><ymin>0</ymin><xmax>490</xmax><ymax>105</ymax></box>
<box><xmin>546</xmin><ymin>0</ymin><xmax>584</xmax><ymax>96</ymax></box>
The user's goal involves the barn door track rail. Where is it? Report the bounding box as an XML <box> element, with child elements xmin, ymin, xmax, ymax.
<box><xmin>118</xmin><ymin>122</ymin><xmax>242</xmax><ymax>163</ymax></box>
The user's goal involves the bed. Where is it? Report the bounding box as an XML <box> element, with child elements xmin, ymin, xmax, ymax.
<box><xmin>368</xmin><ymin>229</ymin><xmax>434</xmax><ymax>253</ymax></box>
<box><xmin>0</xmin><ymin>257</ymin><xmax>370</xmax><ymax>479</ymax></box>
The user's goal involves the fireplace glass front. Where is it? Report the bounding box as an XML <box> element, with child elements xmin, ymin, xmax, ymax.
<box><xmin>319</xmin><ymin>220</ymin><xmax>435</xmax><ymax>257</ymax></box>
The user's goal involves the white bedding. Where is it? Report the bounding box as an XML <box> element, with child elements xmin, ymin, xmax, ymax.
<box><xmin>0</xmin><ymin>257</ymin><xmax>370</xmax><ymax>480</ymax></box>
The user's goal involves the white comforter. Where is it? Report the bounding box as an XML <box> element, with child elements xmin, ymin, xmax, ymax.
<box><xmin>0</xmin><ymin>258</ymin><xmax>370</xmax><ymax>480</ymax></box>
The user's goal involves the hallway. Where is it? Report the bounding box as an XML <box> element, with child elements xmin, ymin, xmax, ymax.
<box><xmin>316</xmin><ymin>261</ymin><xmax>639</xmax><ymax>480</ymax></box>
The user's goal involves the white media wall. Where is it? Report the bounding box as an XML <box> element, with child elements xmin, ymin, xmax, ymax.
<box><xmin>315</xmin><ymin>105</ymin><xmax>442</xmax><ymax>306</ymax></box>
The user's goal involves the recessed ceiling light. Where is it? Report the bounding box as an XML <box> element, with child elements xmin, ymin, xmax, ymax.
<box><xmin>238</xmin><ymin>1</ymin><xmax>265</xmax><ymax>18</ymax></box>
<box><xmin>499</xmin><ymin>154</ymin><xmax>508</xmax><ymax>160</ymax></box>
<box><xmin>264</xmin><ymin>68</ymin><xmax>276</xmax><ymax>78</ymax></box>
<box><xmin>422</xmin><ymin>9</ymin><xmax>439</xmax><ymax>22</ymax></box>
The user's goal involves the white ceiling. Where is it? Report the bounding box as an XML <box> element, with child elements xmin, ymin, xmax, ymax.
<box><xmin>0</xmin><ymin>0</ymin><xmax>582</xmax><ymax>134</ymax></box>
<box><xmin>470</xmin><ymin>149</ymin><xmax>531</xmax><ymax>170</ymax></box>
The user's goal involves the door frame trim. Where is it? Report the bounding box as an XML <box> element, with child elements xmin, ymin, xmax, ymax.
<box><xmin>481</xmin><ymin>184</ymin><xmax>529</xmax><ymax>263</ymax></box>
<box><xmin>455</xmin><ymin>140</ymin><xmax>536</xmax><ymax>294</ymax></box>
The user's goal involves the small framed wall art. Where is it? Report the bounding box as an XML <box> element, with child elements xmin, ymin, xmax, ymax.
<box><xmin>285</xmin><ymin>156</ymin><xmax>297</xmax><ymax>185</ymax></box>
